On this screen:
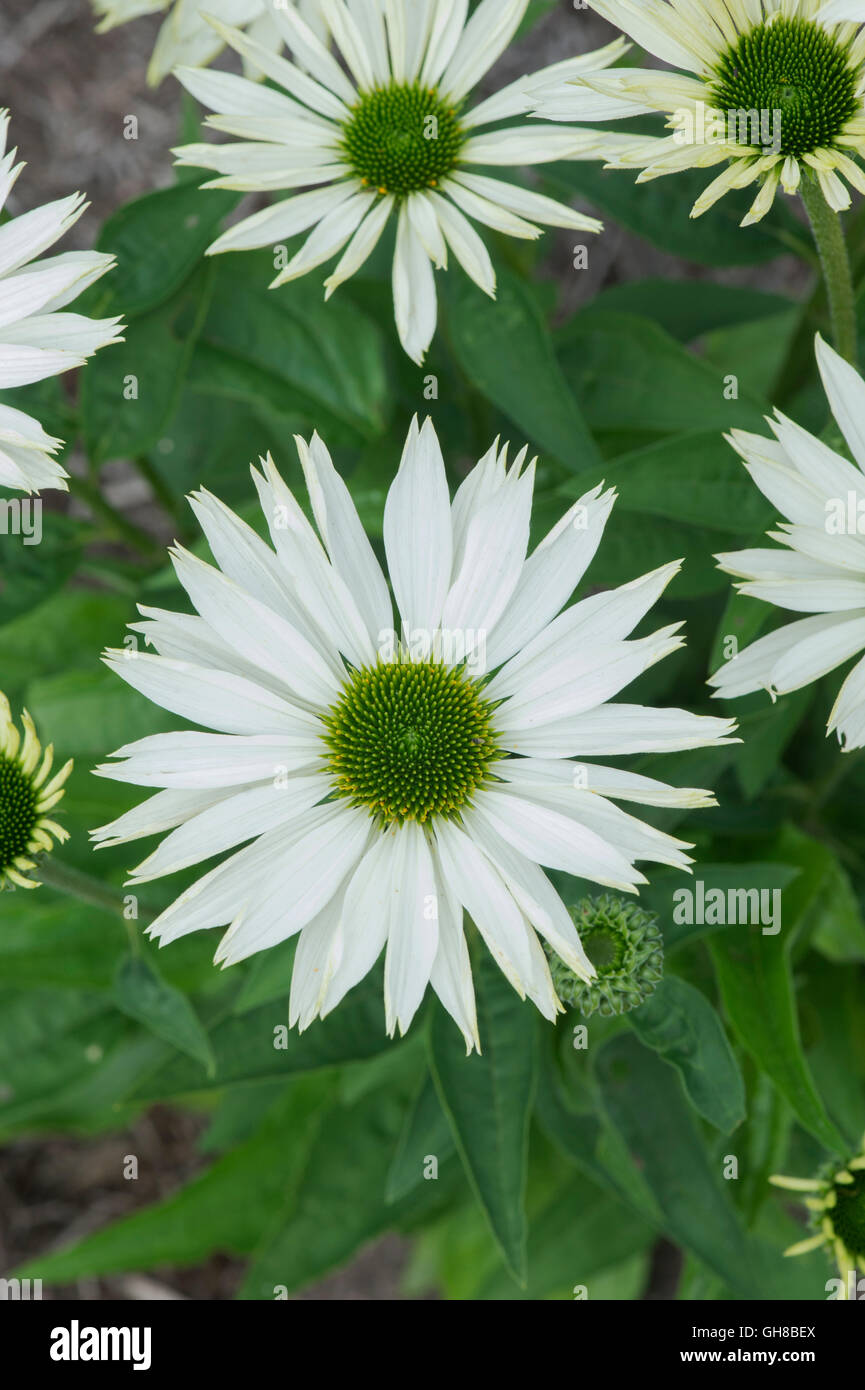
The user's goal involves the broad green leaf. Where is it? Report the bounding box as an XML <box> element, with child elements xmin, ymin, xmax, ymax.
<box><xmin>385</xmin><ymin>1072</ymin><xmax>455</xmax><ymax>1205</ymax></box>
<box><xmin>639</xmin><ymin>862</ymin><xmax>801</xmax><ymax>953</ymax></box>
<box><xmin>428</xmin><ymin>958</ymin><xmax>537</xmax><ymax>1283</ymax></box>
<box><xmin>477</xmin><ymin>1176</ymin><xmax>655</xmax><ymax>1301</ymax></box>
<box><xmin>0</xmin><ymin>512</ymin><xmax>80</xmax><ymax>626</ymax></box>
<box><xmin>27</xmin><ymin>668</ymin><xmax>176</xmax><ymax>757</ymax></box>
<box><xmin>590</xmin><ymin>278</ymin><xmax>792</xmax><ymax>342</ymax></box>
<box><xmin>441</xmin><ymin>266</ymin><xmax>602</xmax><ymax>472</ymax></box>
<box><xmin>113</xmin><ymin>954</ymin><xmax>215</xmax><ymax>1074</ymax></box>
<box><xmin>595</xmin><ymin>1033</ymin><xmax>817</xmax><ymax>1298</ymax></box>
<box><xmin>239</xmin><ymin>1084</ymin><xmax>451</xmax><ymax>1299</ymax></box>
<box><xmin>534</xmin><ymin>1035</ymin><xmax>662</xmax><ymax>1225</ymax></box>
<box><xmin>627</xmin><ymin>975</ymin><xmax>745</xmax><ymax>1134</ymax></box>
<box><xmin>94</xmin><ymin>182</ymin><xmax>238</xmax><ymax>316</ymax></box>
<box><xmin>557</xmin><ymin>312</ymin><xmax>768</xmax><ymax>447</ymax></box>
<box><xmin>708</xmin><ymin>925</ymin><xmax>846</xmax><ymax>1154</ymax></box>
<box><xmin>1</xmin><ymin>589</ymin><xmax>130</xmax><ymax>704</ymax></box>
<box><xmin>82</xmin><ymin>264</ymin><xmax>214</xmax><ymax>464</ymax></box>
<box><xmin>544</xmin><ymin>160</ymin><xmax>808</xmax><ymax>267</ymax></box>
<box><xmin>199</xmin><ymin>255</ymin><xmax>389</xmax><ymax>441</ymax></box>
<box><xmin>132</xmin><ymin>980</ymin><xmax>394</xmax><ymax>1098</ymax></box>
<box><xmin>585</xmin><ymin>430</ymin><xmax>774</xmax><ymax>534</ymax></box>
<box><xmin>15</xmin><ymin>1079</ymin><xmax>332</xmax><ymax>1282</ymax></box>
<box><xmin>802</xmin><ymin>956</ymin><xmax>865</xmax><ymax>1148</ymax></box>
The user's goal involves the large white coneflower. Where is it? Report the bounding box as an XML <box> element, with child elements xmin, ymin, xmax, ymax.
<box><xmin>711</xmin><ymin>335</ymin><xmax>865</xmax><ymax>751</ymax></box>
<box><xmin>0</xmin><ymin>111</ymin><xmax>123</xmax><ymax>495</ymax></box>
<box><xmin>172</xmin><ymin>0</ymin><xmax>616</xmax><ymax>362</ymax></box>
<box><xmin>94</xmin><ymin>419</ymin><xmax>736</xmax><ymax>1050</ymax></box>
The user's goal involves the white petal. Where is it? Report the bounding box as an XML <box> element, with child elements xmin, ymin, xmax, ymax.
<box><xmin>383</xmin><ymin>416</ymin><xmax>453</xmax><ymax>636</ymax></box>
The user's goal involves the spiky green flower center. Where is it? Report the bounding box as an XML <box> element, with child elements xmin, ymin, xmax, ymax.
<box><xmin>0</xmin><ymin>754</ymin><xmax>38</xmax><ymax>870</ymax></box>
<box><xmin>341</xmin><ymin>83</ymin><xmax>465</xmax><ymax>196</ymax></box>
<box><xmin>545</xmin><ymin>895</ymin><xmax>664</xmax><ymax>1018</ymax></box>
<box><xmin>830</xmin><ymin>1169</ymin><xmax>865</xmax><ymax>1259</ymax></box>
<box><xmin>711</xmin><ymin>18</ymin><xmax>859</xmax><ymax>157</ymax></box>
<box><xmin>323</xmin><ymin>660</ymin><xmax>499</xmax><ymax>826</ymax></box>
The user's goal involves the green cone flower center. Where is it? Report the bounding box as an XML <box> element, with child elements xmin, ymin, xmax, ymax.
<box><xmin>711</xmin><ymin>18</ymin><xmax>859</xmax><ymax>157</ymax></box>
<box><xmin>0</xmin><ymin>754</ymin><xmax>38</xmax><ymax>870</ymax></box>
<box><xmin>831</xmin><ymin>1169</ymin><xmax>865</xmax><ymax>1259</ymax></box>
<box><xmin>324</xmin><ymin>660</ymin><xmax>499</xmax><ymax>826</ymax></box>
<box><xmin>341</xmin><ymin>83</ymin><xmax>464</xmax><ymax>196</ymax></box>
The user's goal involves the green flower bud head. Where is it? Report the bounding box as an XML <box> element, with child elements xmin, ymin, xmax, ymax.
<box><xmin>771</xmin><ymin>1136</ymin><xmax>865</xmax><ymax>1296</ymax></box>
<box><xmin>545</xmin><ymin>894</ymin><xmax>664</xmax><ymax>1018</ymax></box>
<box><xmin>0</xmin><ymin>692</ymin><xmax>72</xmax><ymax>891</ymax></box>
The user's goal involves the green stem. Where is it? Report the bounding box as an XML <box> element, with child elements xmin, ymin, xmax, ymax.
<box><xmin>38</xmin><ymin>857</ymin><xmax>148</xmax><ymax>955</ymax></box>
<box><xmin>800</xmin><ymin>177</ymin><xmax>858</xmax><ymax>366</ymax></box>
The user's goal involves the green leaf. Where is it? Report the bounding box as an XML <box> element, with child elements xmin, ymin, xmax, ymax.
<box><xmin>802</xmin><ymin>956</ymin><xmax>865</xmax><ymax>1148</ymax></box>
<box><xmin>534</xmin><ymin>1036</ymin><xmax>662</xmax><ymax>1225</ymax></box>
<box><xmin>708</xmin><ymin>923</ymin><xmax>846</xmax><ymax>1154</ymax></box>
<box><xmin>590</xmin><ymin>278</ymin><xmax>792</xmax><ymax>342</ymax></box>
<box><xmin>544</xmin><ymin>160</ymin><xmax>808</xmax><ymax>267</ymax></box>
<box><xmin>239</xmin><ymin>1084</ymin><xmax>444</xmax><ymax>1299</ymax></box>
<box><xmin>595</xmin><ymin>1033</ymin><xmax>815</xmax><ymax>1297</ymax></box>
<box><xmin>94</xmin><ymin>182</ymin><xmax>238</xmax><ymax>316</ymax></box>
<box><xmin>82</xmin><ymin>264</ymin><xmax>214</xmax><ymax>465</ymax></box>
<box><xmin>557</xmin><ymin>312</ymin><xmax>768</xmax><ymax>448</ymax></box>
<box><xmin>0</xmin><ymin>512</ymin><xmax>81</xmax><ymax>626</ymax></box>
<box><xmin>441</xmin><ymin>265</ymin><xmax>602</xmax><ymax>472</ymax></box>
<box><xmin>198</xmin><ymin>255</ymin><xmax>390</xmax><ymax>441</ymax></box>
<box><xmin>428</xmin><ymin>957</ymin><xmax>537</xmax><ymax>1284</ymax></box>
<box><xmin>113</xmin><ymin>954</ymin><xmax>215</xmax><ymax>1074</ymax></box>
<box><xmin>15</xmin><ymin>1079</ymin><xmax>332</xmax><ymax>1282</ymax></box>
<box><xmin>0</xmin><ymin>589</ymin><xmax>130</xmax><ymax>704</ymax></box>
<box><xmin>476</xmin><ymin>1175</ymin><xmax>655</xmax><ymax>1301</ymax></box>
<box><xmin>131</xmin><ymin>979</ymin><xmax>394</xmax><ymax>1099</ymax></box>
<box><xmin>639</xmin><ymin>862</ymin><xmax>801</xmax><ymax>954</ymax></box>
<box><xmin>592</xmin><ymin>429</ymin><xmax>774</xmax><ymax>534</ymax></box>
<box><xmin>385</xmin><ymin>1072</ymin><xmax>455</xmax><ymax>1205</ymax></box>
<box><xmin>27</xmin><ymin>668</ymin><xmax>177</xmax><ymax>757</ymax></box>
<box><xmin>627</xmin><ymin>975</ymin><xmax>746</xmax><ymax>1134</ymax></box>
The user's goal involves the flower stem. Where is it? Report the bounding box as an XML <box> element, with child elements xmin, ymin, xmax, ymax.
<box><xmin>800</xmin><ymin>178</ymin><xmax>858</xmax><ymax>366</ymax></box>
<box><xmin>38</xmin><ymin>857</ymin><xmax>148</xmax><ymax>955</ymax></box>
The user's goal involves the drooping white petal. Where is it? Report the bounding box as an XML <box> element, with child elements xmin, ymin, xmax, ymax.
<box><xmin>383</xmin><ymin>416</ymin><xmax>453</xmax><ymax>636</ymax></box>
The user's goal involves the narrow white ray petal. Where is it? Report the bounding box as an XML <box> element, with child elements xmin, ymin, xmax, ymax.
<box><xmin>91</xmin><ymin>787</ymin><xmax>238</xmax><ymax>848</ymax></box>
<box><xmin>214</xmin><ymin>802</ymin><xmax>372</xmax><ymax>965</ymax></box>
<box><xmin>815</xmin><ymin>332</ymin><xmax>865</xmax><ymax>472</ymax></box>
<box><xmin>427</xmin><ymin>854</ymin><xmax>478</xmax><ymax>1053</ymax></box>
<box><xmin>440</xmin><ymin>0</ymin><xmax>529</xmax><ymax>104</ymax></box>
<box><xmin>392</xmin><ymin>203</ymin><xmax>438</xmax><ymax>364</ymax></box>
<box><xmin>383</xmin><ymin>822</ymin><xmax>439</xmax><ymax>1036</ymax></box>
<box><xmin>469</xmin><ymin>786</ymin><xmax>645</xmax><ymax>891</ymax></box>
<box><xmin>383</xmin><ymin>415</ymin><xmax>453</xmax><ymax>635</ymax></box>
<box><xmin>298</xmin><ymin>431</ymin><xmax>393</xmax><ymax>644</ymax></box>
<box><xmin>829</xmin><ymin>650</ymin><xmax>865</xmax><ymax>749</ymax></box>
<box><xmin>482</xmin><ymin>486</ymin><xmax>619</xmax><ymax>671</ymax></box>
<box><xmin>129</xmin><ymin>775</ymin><xmax>332</xmax><ymax>882</ymax></box>
<box><xmin>94</xmin><ymin>730</ymin><xmax>321</xmax><ymax>789</ymax></box>
<box><xmin>503</xmin><ymin>704</ymin><xmax>739</xmax><ymax>758</ymax></box>
<box><xmin>102</xmin><ymin>650</ymin><xmax>321</xmax><ymax>737</ymax></box>
<box><xmin>289</xmin><ymin>891</ymin><xmax>347</xmax><ymax>1031</ymax></box>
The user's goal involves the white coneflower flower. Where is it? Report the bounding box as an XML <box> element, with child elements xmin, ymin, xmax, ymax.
<box><xmin>531</xmin><ymin>0</ymin><xmax>865</xmax><ymax>226</ymax></box>
<box><xmin>710</xmin><ymin>335</ymin><xmax>865</xmax><ymax>751</ymax></box>
<box><xmin>0</xmin><ymin>111</ymin><xmax>123</xmax><ymax>495</ymax></box>
<box><xmin>0</xmin><ymin>693</ymin><xmax>72</xmax><ymax>891</ymax></box>
<box><xmin>93</xmin><ymin>419</ymin><xmax>736</xmax><ymax>1050</ymax></box>
<box><xmin>172</xmin><ymin>0</ymin><xmax>615</xmax><ymax>363</ymax></box>
<box><xmin>91</xmin><ymin>0</ymin><xmax>327</xmax><ymax>86</ymax></box>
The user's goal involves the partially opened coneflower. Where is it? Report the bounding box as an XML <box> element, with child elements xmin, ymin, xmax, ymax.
<box><xmin>93</xmin><ymin>419</ymin><xmax>736</xmax><ymax>1050</ymax></box>
<box><xmin>0</xmin><ymin>694</ymin><xmax>72</xmax><ymax>891</ymax></box>
<box><xmin>771</xmin><ymin>1137</ymin><xmax>865</xmax><ymax>1298</ymax></box>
